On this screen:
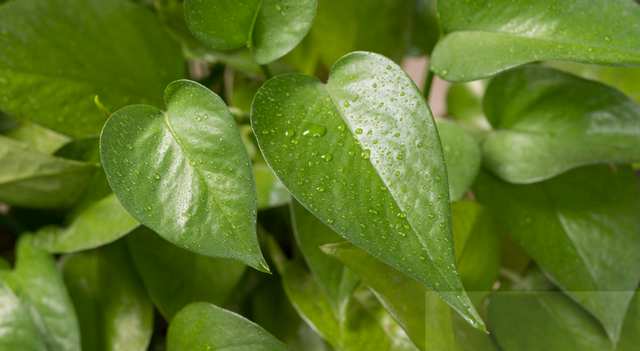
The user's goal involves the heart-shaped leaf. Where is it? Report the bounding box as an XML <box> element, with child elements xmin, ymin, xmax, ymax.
<box><xmin>437</xmin><ymin>120</ymin><xmax>481</xmax><ymax>201</ymax></box>
<box><xmin>60</xmin><ymin>239</ymin><xmax>153</xmax><ymax>351</ymax></box>
<box><xmin>100</xmin><ymin>80</ymin><xmax>268</xmax><ymax>272</ymax></box>
<box><xmin>167</xmin><ymin>302</ymin><xmax>292</xmax><ymax>351</ymax></box>
<box><xmin>482</xmin><ymin>66</ymin><xmax>640</xmax><ymax>183</ymax></box>
<box><xmin>431</xmin><ymin>0</ymin><xmax>640</xmax><ymax>82</ymax></box>
<box><xmin>252</xmin><ymin>52</ymin><xmax>484</xmax><ymax>330</ymax></box>
<box><xmin>184</xmin><ymin>0</ymin><xmax>316</xmax><ymax>64</ymax></box>
<box><xmin>291</xmin><ymin>200</ymin><xmax>359</xmax><ymax>319</ymax></box>
<box><xmin>0</xmin><ymin>235</ymin><xmax>81</xmax><ymax>351</ymax></box>
<box><xmin>323</xmin><ymin>201</ymin><xmax>500</xmax><ymax>350</ymax></box>
<box><xmin>473</xmin><ymin>166</ymin><xmax>640</xmax><ymax>343</ymax></box>
<box><xmin>126</xmin><ymin>226</ymin><xmax>247</xmax><ymax>321</ymax></box>
<box><xmin>0</xmin><ymin>136</ymin><xmax>98</xmax><ymax>209</ymax></box>
<box><xmin>0</xmin><ymin>0</ymin><xmax>185</xmax><ymax>137</ymax></box>
<box><xmin>489</xmin><ymin>290</ymin><xmax>613</xmax><ymax>351</ymax></box>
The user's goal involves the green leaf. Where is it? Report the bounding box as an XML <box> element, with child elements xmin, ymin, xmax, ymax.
<box><xmin>0</xmin><ymin>136</ymin><xmax>98</xmax><ymax>209</ymax></box>
<box><xmin>473</xmin><ymin>166</ymin><xmax>640</xmax><ymax>343</ymax></box>
<box><xmin>126</xmin><ymin>226</ymin><xmax>247</xmax><ymax>321</ymax></box>
<box><xmin>482</xmin><ymin>66</ymin><xmax>640</xmax><ymax>183</ymax></box>
<box><xmin>255</xmin><ymin>162</ymin><xmax>291</xmax><ymax>210</ymax></box>
<box><xmin>446</xmin><ymin>80</ymin><xmax>492</xmax><ymax>141</ymax></box>
<box><xmin>167</xmin><ymin>302</ymin><xmax>292</xmax><ymax>351</ymax></box>
<box><xmin>407</xmin><ymin>0</ymin><xmax>439</xmax><ymax>56</ymax></box>
<box><xmin>100</xmin><ymin>80</ymin><xmax>268</xmax><ymax>272</ymax></box>
<box><xmin>252</xmin><ymin>52</ymin><xmax>484</xmax><ymax>330</ymax></box>
<box><xmin>311</xmin><ymin>0</ymin><xmax>412</xmax><ymax>66</ymax></box>
<box><xmin>0</xmin><ymin>0</ymin><xmax>185</xmax><ymax>137</ymax></box>
<box><xmin>0</xmin><ymin>235</ymin><xmax>81</xmax><ymax>351</ymax></box>
<box><xmin>322</xmin><ymin>201</ymin><xmax>499</xmax><ymax>350</ymax></box>
<box><xmin>489</xmin><ymin>290</ymin><xmax>613</xmax><ymax>351</ymax></box>
<box><xmin>431</xmin><ymin>0</ymin><xmax>640</xmax><ymax>82</ymax></box>
<box><xmin>291</xmin><ymin>200</ymin><xmax>359</xmax><ymax>318</ymax></box>
<box><xmin>32</xmin><ymin>194</ymin><xmax>139</xmax><ymax>253</ymax></box>
<box><xmin>184</xmin><ymin>0</ymin><xmax>316</xmax><ymax>64</ymax></box>
<box><xmin>437</xmin><ymin>120</ymin><xmax>481</xmax><ymax>201</ymax></box>
<box><xmin>618</xmin><ymin>291</ymin><xmax>640</xmax><ymax>351</ymax></box>
<box><xmin>2</xmin><ymin>121</ymin><xmax>70</xmax><ymax>155</ymax></box>
<box><xmin>0</xmin><ymin>279</ymin><xmax>49</xmax><ymax>351</ymax></box>
<box><xmin>268</xmin><ymin>239</ymin><xmax>418</xmax><ymax>351</ymax></box>
<box><xmin>60</xmin><ymin>239</ymin><xmax>153</xmax><ymax>351</ymax></box>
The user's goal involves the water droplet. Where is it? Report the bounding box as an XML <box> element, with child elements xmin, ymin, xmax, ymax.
<box><xmin>441</xmin><ymin>69</ymin><xmax>449</xmax><ymax>76</ymax></box>
<box><xmin>396</xmin><ymin>155</ymin><xmax>403</xmax><ymax>160</ymax></box>
<box><xmin>355</xmin><ymin>128</ymin><xmax>363</xmax><ymax>134</ymax></box>
<box><xmin>397</xmin><ymin>212</ymin><xmax>407</xmax><ymax>218</ymax></box>
<box><xmin>321</xmin><ymin>154</ymin><xmax>333</xmax><ymax>162</ymax></box>
<box><xmin>153</xmin><ymin>173</ymin><xmax>160</xmax><ymax>180</ymax></box>
<box><xmin>302</xmin><ymin>124</ymin><xmax>327</xmax><ymax>137</ymax></box>
<box><xmin>285</xmin><ymin>129</ymin><xmax>295</xmax><ymax>137</ymax></box>
<box><xmin>316</xmin><ymin>186</ymin><xmax>325</xmax><ymax>192</ymax></box>
<box><xmin>605</xmin><ymin>36</ymin><xmax>611</xmax><ymax>42</ymax></box>
<box><xmin>343</xmin><ymin>101</ymin><xmax>351</xmax><ymax>107</ymax></box>
<box><xmin>360</xmin><ymin>149</ymin><xmax>371</xmax><ymax>160</ymax></box>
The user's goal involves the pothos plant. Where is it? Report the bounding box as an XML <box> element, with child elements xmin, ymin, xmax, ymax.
<box><xmin>1</xmin><ymin>0</ymin><xmax>640</xmax><ymax>350</ymax></box>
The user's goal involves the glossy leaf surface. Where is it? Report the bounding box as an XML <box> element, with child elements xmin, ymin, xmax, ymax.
<box><xmin>101</xmin><ymin>80</ymin><xmax>267</xmax><ymax>271</ymax></box>
<box><xmin>3</xmin><ymin>121</ymin><xmax>71</xmax><ymax>155</ymax></box>
<box><xmin>127</xmin><ymin>226</ymin><xmax>247</xmax><ymax>320</ymax></box>
<box><xmin>184</xmin><ymin>0</ymin><xmax>316</xmax><ymax>64</ymax></box>
<box><xmin>252</xmin><ymin>52</ymin><xmax>483</xmax><ymax>329</ymax></box>
<box><xmin>60</xmin><ymin>240</ymin><xmax>153</xmax><ymax>351</ymax></box>
<box><xmin>33</xmin><ymin>194</ymin><xmax>138</xmax><ymax>253</ymax></box>
<box><xmin>436</xmin><ymin>120</ymin><xmax>481</xmax><ymax>201</ymax></box>
<box><xmin>431</xmin><ymin>0</ymin><xmax>640</xmax><ymax>82</ymax></box>
<box><xmin>0</xmin><ymin>235</ymin><xmax>81</xmax><ymax>351</ymax></box>
<box><xmin>0</xmin><ymin>0</ymin><xmax>184</xmax><ymax>137</ymax></box>
<box><xmin>446</xmin><ymin>81</ymin><xmax>492</xmax><ymax>140</ymax></box>
<box><xmin>474</xmin><ymin>166</ymin><xmax>640</xmax><ymax>343</ymax></box>
<box><xmin>0</xmin><ymin>279</ymin><xmax>48</xmax><ymax>351</ymax></box>
<box><xmin>482</xmin><ymin>67</ymin><xmax>640</xmax><ymax>183</ymax></box>
<box><xmin>323</xmin><ymin>201</ymin><xmax>499</xmax><ymax>350</ymax></box>
<box><xmin>0</xmin><ymin>136</ymin><xmax>97</xmax><ymax>209</ymax></box>
<box><xmin>490</xmin><ymin>291</ymin><xmax>612</xmax><ymax>351</ymax></box>
<box><xmin>167</xmin><ymin>302</ymin><xmax>291</xmax><ymax>351</ymax></box>
<box><xmin>291</xmin><ymin>200</ymin><xmax>359</xmax><ymax>318</ymax></box>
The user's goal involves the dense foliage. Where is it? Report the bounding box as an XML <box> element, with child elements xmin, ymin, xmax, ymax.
<box><xmin>1</xmin><ymin>0</ymin><xmax>640</xmax><ymax>350</ymax></box>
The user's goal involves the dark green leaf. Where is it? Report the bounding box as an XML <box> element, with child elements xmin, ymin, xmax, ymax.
<box><xmin>252</xmin><ymin>52</ymin><xmax>484</xmax><ymax>329</ymax></box>
<box><xmin>60</xmin><ymin>239</ymin><xmax>153</xmax><ymax>351</ymax></box>
<box><xmin>255</xmin><ymin>163</ymin><xmax>290</xmax><ymax>210</ymax></box>
<box><xmin>322</xmin><ymin>201</ymin><xmax>499</xmax><ymax>350</ymax></box>
<box><xmin>473</xmin><ymin>166</ymin><xmax>640</xmax><ymax>343</ymax></box>
<box><xmin>437</xmin><ymin>120</ymin><xmax>481</xmax><ymax>201</ymax></box>
<box><xmin>100</xmin><ymin>80</ymin><xmax>268</xmax><ymax>271</ymax></box>
<box><xmin>184</xmin><ymin>0</ymin><xmax>316</xmax><ymax>64</ymax></box>
<box><xmin>407</xmin><ymin>0</ymin><xmax>439</xmax><ymax>56</ymax></box>
<box><xmin>482</xmin><ymin>66</ymin><xmax>640</xmax><ymax>183</ymax></box>
<box><xmin>291</xmin><ymin>200</ymin><xmax>359</xmax><ymax>318</ymax></box>
<box><xmin>167</xmin><ymin>302</ymin><xmax>292</xmax><ymax>351</ymax></box>
<box><xmin>432</xmin><ymin>0</ymin><xmax>640</xmax><ymax>82</ymax></box>
<box><xmin>126</xmin><ymin>226</ymin><xmax>247</xmax><ymax>321</ymax></box>
<box><xmin>618</xmin><ymin>291</ymin><xmax>640</xmax><ymax>351</ymax></box>
<box><xmin>0</xmin><ymin>136</ymin><xmax>97</xmax><ymax>208</ymax></box>
<box><xmin>0</xmin><ymin>0</ymin><xmax>185</xmax><ymax>137</ymax></box>
<box><xmin>0</xmin><ymin>235</ymin><xmax>81</xmax><ymax>351</ymax></box>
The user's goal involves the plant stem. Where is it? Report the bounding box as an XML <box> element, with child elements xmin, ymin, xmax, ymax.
<box><xmin>423</xmin><ymin>68</ymin><xmax>434</xmax><ymax>101</ymax></box>
<box><xmin>260</xmin><ymin>64</ymin><xmax>273</xmax><ymax>80</ymax></box>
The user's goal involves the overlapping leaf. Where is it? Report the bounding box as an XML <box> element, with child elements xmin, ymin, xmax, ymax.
<box><xmin>252</xmin><ymin>52</ymin><xmax>483</xmax><ymax>329</ymax></box>
<box><xmin>100</xmin><ymin>80</ymin><xmax>268</xmax><ymax>271</ymax></box>
<box><xmin>482</xmin><ymin>67</ymin><xmax>640</xmax><ymax>183</ymax></box>
<box><xmin>431</xmin><ymin>0</ymin><xmax>640</xmax><ymax>82</ymax></box>
<box><xmin>474</xmin><ymin>166</ymin><xmax>640</xmax><ymax>343</ymax></box>
<box><xmin>437</xmin><ymin>120</ymin><xmax>481</xmax><ymax>201</ymax></box>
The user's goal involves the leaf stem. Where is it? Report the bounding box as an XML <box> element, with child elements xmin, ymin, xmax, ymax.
<box><xmin>423</xmin><ymin>67</ymin><xmax>435</xmax><ymax>101</ymax></box>
<box><xmin>260</xmin><ymin>64</ymin><xmax>273</xmax><ymax>80</ymax></box>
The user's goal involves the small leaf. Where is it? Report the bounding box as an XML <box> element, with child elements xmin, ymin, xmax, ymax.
<box><xmin>252</xmin><ymin>52</ymin><xmax>484</xmax><ymax>329</ymax></box>
<box><xmin>291</xmin><ymin>200</ymin><xmax>359</xmax><ymax>318</ymax></box>
<box><xmin>473</xmin><ymin>166</ymin><xmax>640</xmax><ymax>343</ymax></box>
<box><xmin>60</xmin><ymin>239</ymin><xmax>153</xmax><ymax>351</ymax></box>
<box><xmin>432</xmin><ymin>0</ymin><xmax>640</xmax><ymax>82</ymax></box>
<box><xmin>0</xmin><ymin>136</ymin><xmax>98</xmax><ymax>209</ymax></box>
<box><xmin>437</xmin><ymin>120</ymin><xmax>481</xmax><ymax>201</ymax></box>
<box><xmin>446</xmin><ymin>80</ymin><xmax>492</xmax><ymax>140</ymax></box>
<box><xmin>184</xmin><ymin>0</ymin><xmax>316</xmax><ymax>64</ymax></box>
<box><xmin>482</xmin><ymin>66</ymin><xmax>640</xmax><ymax>183</ymax></box>
<box><xmin>167</xmin><ymin>302</ymin><xmax>292</xmax><ymax>351</ymax></box>
<box><xmin>0</xmin><ymin>235</ymin><xmax>81</xmax><ymax>351</ymax></box>
<box><xmin>3</xmin><ymin>120</ymin><xmax>71</xmax><ymax>155</ymax></box>
<box><xmin>0</xmin><ymin>0</ymin><xmax>185</xmax><ymax>137</ymax></box>
<box><xmin>100</xmin><ymin>80</ymin><xmax>268</xmax><ymax>271</ymax></box>
<box><xmin>126</xmin><ymin>226</ymin><xmax>247</xmax><ymax>321</ymax></box>
<box><xmin>32</xmin><ymin>194</ymin><xmax>139</xmax><ymax>253</ymax></box>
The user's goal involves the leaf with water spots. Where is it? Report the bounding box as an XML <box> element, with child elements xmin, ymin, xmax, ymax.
<box><xmin>0</xmin><ymin>0</ymin><xmax>185</xmax><ymax>137</ymax></box>
<box><xmin>431</xmin><ymin>0</ymin><xmax>640</xmax><ymax>82</ymax></box>
<box><xmin>184</xmin><ymin>0</ymin><xmax>316</xmax><ymax>64</ymax></box>
<box><xmin>473</xmin><ymin>165</ymin><xmax>640</xmax><ymax>343</ymax></box>
<box><xmin>252</xmin><ymin>52</ymin><xmax>485</xmax><ymax>330</ymax></box>
<box><xmin>482</xmin><ymin>66</ymin><xmax>640</xmax><ymax>183</ymax></box>
<box><xmin>100</xmin><ymin>79</ymin><xmax>268</xmax><ymax>272</ymax></box>
<box><xmin>167</xmin><ymin>302</ymin><xmax>292</xmax><ymax>351</ymax></box>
